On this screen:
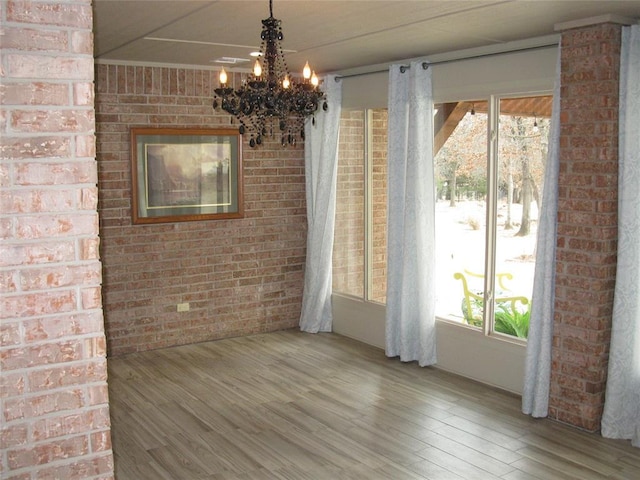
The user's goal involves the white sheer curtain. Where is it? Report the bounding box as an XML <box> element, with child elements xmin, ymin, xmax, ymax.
<box><xmin>299</xmin><ymin>75</ymin><xmax>342</xmax><ymax>333</ymax></box>
<box><xmin>385</xmin><ymin>61</ymin><xmax>437</xmax><ymax>366</ymax></box>
<box><xmin>601</xmin><ymin>24</ymin><xmax>640</xmax><ymax>448</ymax></box>
<box><xmin>522</xmin><ymin>48</ymin><xmax>561</xmax><ymax>417</ymax></box>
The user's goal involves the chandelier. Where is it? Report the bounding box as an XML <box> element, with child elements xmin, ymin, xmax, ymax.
<box><xmin>212</xmin><ymin>0</ymin><xmax>327</xmax><ymax>148</ymax></box>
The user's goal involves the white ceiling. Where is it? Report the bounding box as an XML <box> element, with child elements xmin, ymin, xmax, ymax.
<box><xmin>93</xmin><ymin>1</ymin><xmax>640</xmax><ymax>75</ymax></box>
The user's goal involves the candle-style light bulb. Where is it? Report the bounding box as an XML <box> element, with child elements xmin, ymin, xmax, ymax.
<box><xmin>219</xmin><ymin>68</ymin><xmax>228</xmax><ymax>85</ymax></box>
<box><xmin>282</xmin><ymin>75</ymin><xmax>290</xmax><ymax>89</ymax></box>
<box><xmin>253</xmin><ymin>60</ymin><xmax>262</xmax><ymax>77</ymax></box>
<box><xmin>311</xmin><ymin>71</ymin><xmax>319</xmax><ymax>87</ymax></box>
<box><xmin>303</xmin><ymin>61</ymin><xmax>311</xmax><ymax>80</ymax></box>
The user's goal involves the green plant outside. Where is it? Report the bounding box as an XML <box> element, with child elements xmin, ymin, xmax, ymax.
<box><xmin>494</xmin><ymin>303</ymin><xmax>530</xmax><ymax>338</ymax></box>
<box><xmin>461</xmin><ymin>295</ymin><xmax>530</xmax><ymax>339</ymax></box>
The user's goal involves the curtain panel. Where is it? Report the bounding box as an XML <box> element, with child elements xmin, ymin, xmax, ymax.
<box><xmin>299</xmin><ymin>75</ymin><xmax>342</xmax><ymax>333</ymax></box>
<box><xmin>522</xmin><ymin>47</ymin><xmax>561</xmax><ymax>417</ymax></box>
<box><xmin>385</xmin><ymin>61</ymin><xmax>437</xmax><ymax>366</ymax></box>
<box><xmin>601</xmin><ymin>24</ymin><xmax>640</xmax><ymax>448</ymax></box>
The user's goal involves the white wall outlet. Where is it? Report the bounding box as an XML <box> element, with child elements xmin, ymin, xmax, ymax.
<box><xmin>177</xmin><ymin>302</ymin><xmax>190</xmax><ymax>312</ymax></box>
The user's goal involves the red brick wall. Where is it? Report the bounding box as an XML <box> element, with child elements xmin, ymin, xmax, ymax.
<box><xmin>551</xmin><ymin>22</ymin><xmax>621</xmax><ymax>431</ymax></box>
<box><xmin>95</xmin><ymin>64</ymin><xmax>306</xmax><ymax>356</ymax></box>
<box><xmin>0</xmin><ymin>1</ymin><xmax>114</xmax><ymax>478</ymax></box>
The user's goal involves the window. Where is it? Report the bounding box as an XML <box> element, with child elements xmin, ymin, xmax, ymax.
<box><xmin>334</xmin><ymin>95</ymin><xmax>551</xmax><ymax>342</ymax></box>
<box><xmin>333</xmin><ymin>108</ymin><xmax>388</xmax><ymax>304</ymax></box>
<box><xmin>333</xmin><ymin>109</ymin><xmax>365</xmax><ymax>298</ymax></box>
<box><xmin>435</xmin><ymin>95</ymin><xmax>552</xmax><ymax>340</ymax></box>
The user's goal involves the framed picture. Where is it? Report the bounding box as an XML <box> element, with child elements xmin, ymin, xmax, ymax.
<box><xmin>130</xmin><ymin>128</ymin><xmax>243</xmax><ymax>224</ymax></box>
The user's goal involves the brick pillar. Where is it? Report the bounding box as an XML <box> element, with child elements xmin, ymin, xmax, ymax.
<box><xmin>550</xmin><ymin>21</ymin><xmax>622</xmax><ymax>431</ymax></box>
<box><xmin>0</xmin><ymin>1</ymin><xmax>114</xmax><ymax>478</ymax></box>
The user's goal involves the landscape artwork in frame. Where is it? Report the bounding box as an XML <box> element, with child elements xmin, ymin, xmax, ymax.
<box><xmin>131</xmin><ymin>128</ymin><xmax>243</xmax><ymax>224</ymax></box>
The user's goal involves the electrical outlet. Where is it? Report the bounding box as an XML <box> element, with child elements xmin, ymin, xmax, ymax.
<box><xmin>177</xmin><ymin>302</ymin><xmax>190</xmax><ymax>312</ymax></box>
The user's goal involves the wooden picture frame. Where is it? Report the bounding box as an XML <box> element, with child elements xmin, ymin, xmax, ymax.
<box><xmin>130</xmin><ymin>127</ymin><xmax>243</xmax><ymax>224</ymax></box>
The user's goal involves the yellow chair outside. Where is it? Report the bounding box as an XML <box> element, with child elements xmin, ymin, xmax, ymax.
<box><xmin>453</xmin><ymin>270</ymin><xmax>529</xmax><ymax>327</ymax></box>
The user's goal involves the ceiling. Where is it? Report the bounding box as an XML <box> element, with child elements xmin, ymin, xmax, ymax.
<box><xmin>94</xmin><ymin>1</ymin><xmax>640</xmax><ymax>75</ymax></box>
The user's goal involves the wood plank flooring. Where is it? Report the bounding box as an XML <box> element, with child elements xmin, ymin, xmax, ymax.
<box><xmin>107</xmin><ymin>330</ymin><xmax>640</xmax><ymax>479</ymax></box>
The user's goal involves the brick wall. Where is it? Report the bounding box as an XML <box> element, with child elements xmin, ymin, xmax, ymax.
<box><xmin>0</xmin><ymin>1</ymin><xmax>114</xmax><ymax>478</ymax></box>
<box><xmin>551</xmin><ymin>22</ymin><xmax>622</xmax><ymax>431</ymax></box>
<box><xmin>95</xmin><ymin>64</ymin><xmax>306</xmax><ymax>356</ymax></box>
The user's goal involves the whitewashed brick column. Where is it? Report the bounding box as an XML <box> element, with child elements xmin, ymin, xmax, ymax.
<box><xmin>0</xmin><ymin>1</ymin><xmax>114</xmax><ymax>478</ymax></box>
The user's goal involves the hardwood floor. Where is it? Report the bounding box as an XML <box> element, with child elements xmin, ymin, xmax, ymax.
<box><xmin>107</xmin><ymin>330</ymin><xmax>640</xmax><ymax>479</ymax></box>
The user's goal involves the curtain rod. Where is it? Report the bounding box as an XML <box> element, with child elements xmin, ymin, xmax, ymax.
<box><xmin>334</xmin><ymin>43</ymin><xmax>558</xmax><ymax>81</ymax></box>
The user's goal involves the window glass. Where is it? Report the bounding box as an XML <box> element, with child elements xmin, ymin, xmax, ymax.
<box><xmin>493</xmin><ymin>96</ymin><xmax>551</xmax><ymax>339</ymax></box>
<box><xmin>332</xmin><ymin>109</ymin><xmax>365</xmax><ymax>297</ymax></box>
<box><xmin>370</xmin><ymin>109</ymin><xmax>388</xmax><ymax>304</ymax></box>
<box><xmin>333</xmin><ymin>108</ymin><xmax>388</xmax><ymax>303</ymax></box>
<box><xmin>434</xmin><ymin>101</ymin><xmax>488</xmax><ymax>327</ymax></box>
<box><xmin>434</xmin><ymin>95</ymin><xmax>552</xmax><ymax>340</ymax></box>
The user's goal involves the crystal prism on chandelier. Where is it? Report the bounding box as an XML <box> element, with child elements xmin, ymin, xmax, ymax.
<box><xmin>212</xmin><ymin>0</ymin><xmax>328</xmax><ymax>147</ymax></box>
